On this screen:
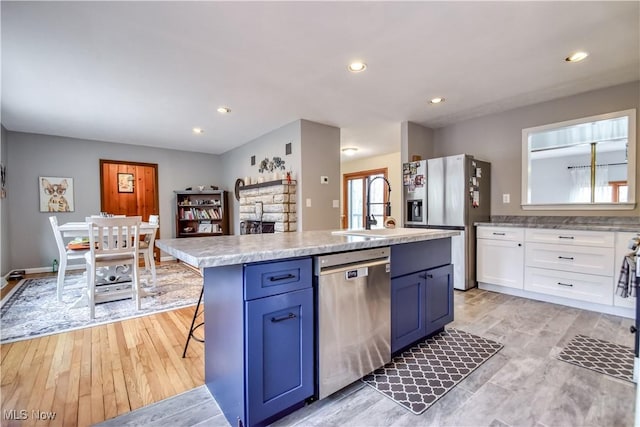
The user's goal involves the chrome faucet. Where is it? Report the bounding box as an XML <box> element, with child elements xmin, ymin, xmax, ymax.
<box><xmin>365</xmin><ymin>176</ymin><xmax>392</xmax><ymax>230</ymax></box>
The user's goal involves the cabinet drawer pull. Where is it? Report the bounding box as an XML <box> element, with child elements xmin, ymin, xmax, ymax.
<box><xmin>557</xmin><ymin>282</ymin><xmax>574</xmax><ymax>287</ymax></box>
<box><xmin>492</xmin><ymin>232</ymin><xmax>506</xmax><ymax>236</ymax></box>
<box><xmin>271</xmin><ymin>313</ymin><xmax>297</xmax><ymax>323</ymax></box>
<box><xmin>558</xmin><ymin>236</ymin><xmax>575</xmax><ymax>240</ymax></box>
<box><xmin>418</xmin><ymin>273</ymin><xmax>434</xmax><ymax>279</ymax></box>
<box><xmin>269</xmin><ymin>273</ymin><xmax>296</xmax><ymax>282</ymax></box>
<box><xmin>558</xmin><ymin>256</ymin><xmax>574</xmax><ymax>260</ymax></box>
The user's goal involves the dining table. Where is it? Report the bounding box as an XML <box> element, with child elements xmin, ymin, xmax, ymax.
<box><xmin>57</xmin><ymin>220</ymin><xmax>159</xmax><ymax>307</ymax></box>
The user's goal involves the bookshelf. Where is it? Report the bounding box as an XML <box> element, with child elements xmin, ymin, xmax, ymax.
<box><xmin>175</xmin><ymin>190</ymin><xmax>229</xmax><ymax>238</ymax></box>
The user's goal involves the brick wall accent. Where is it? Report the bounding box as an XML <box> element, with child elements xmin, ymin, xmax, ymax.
<box><xmin>239</xmin><ymin>181</ymin><xmax>297</xmax><ymax>232</ymax></box>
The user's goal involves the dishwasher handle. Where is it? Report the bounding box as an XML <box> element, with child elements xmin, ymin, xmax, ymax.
<box><xmin>318</xmin><ymin>258</ymin><xmax>390</xmax><ymax>276</ymax></box>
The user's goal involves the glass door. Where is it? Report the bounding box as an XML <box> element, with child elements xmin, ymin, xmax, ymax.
<box><xmin>342</xmin><ymin>168</ymin><xmax>388</xmax><ymax>229</ymax></box>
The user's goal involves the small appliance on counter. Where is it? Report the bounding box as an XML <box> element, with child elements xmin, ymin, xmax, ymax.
<box><xmin>403</xmin><ymin>154</ymin><xmax>491</xmax><ymax>290</ymax></box>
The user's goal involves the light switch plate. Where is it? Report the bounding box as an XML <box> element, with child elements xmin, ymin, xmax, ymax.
<box><xmin>332</xmin><ymin>200</ymin><xmax>339</xmax><ymax>208</ymax></box>
<box><xmin>306</xmin><ymin>198</ymin><xmax>312</xmax><ymax>207</ymax></box>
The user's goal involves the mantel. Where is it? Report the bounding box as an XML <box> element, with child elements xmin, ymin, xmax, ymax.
<box><xmin>240</xmin><ymin>179</ymin><xmax>297</xmax><ymax>190</ymax></box>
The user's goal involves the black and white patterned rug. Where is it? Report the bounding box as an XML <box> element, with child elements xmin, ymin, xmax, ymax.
<box><xmin>557</xmin><ymin>335</ymin><xmax>634</xmax><ymax>383</ymax></box>
<box><xmin>362</xmin><ymin>328</ymin><xmax>503</xmax><ymax>414</ymax></box>
<box><xmin>1</xmin><ymin>263</ymin><xmax>202</xmax><ymax>344</ymax></box>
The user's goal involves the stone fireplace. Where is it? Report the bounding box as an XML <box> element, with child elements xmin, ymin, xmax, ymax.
<box><xmin>238</xmin><ymin>180</ymin><xmax>297</xmax><ymax>233</ymax></box>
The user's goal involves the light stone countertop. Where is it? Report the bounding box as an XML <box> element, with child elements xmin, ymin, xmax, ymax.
<box><xmin>474</xmin><ymin>222</ymin><xmax>640</xmax><ymax>232</ymax></box>
<box><xmin>155</xmin><ymin>228</ymin><xmax>459</xmax><ymax>269</ymax></box>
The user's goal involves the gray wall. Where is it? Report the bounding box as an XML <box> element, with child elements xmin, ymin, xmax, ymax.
<box><xmin>6</xmin><ymin>131</ymin><xmax>222</xmax><ymax>270</ymax></box>
<box><xmin>401</xmin><ymin>121</ymin><xmax>435</xmax><ymax>163</ymax></box>
<box><xmin>219</xmin><ymin>118</ymin><xmax>340</xmax><ymax>233</ymax></box>
<box><xmin>1</xmin><ymin>126</ymin><xmax>8</xmax><ymax>276</ymax></box>
<box><xmin>220</xmin><ymin>120</ymin><xmax>302</xmax><ymax>234</ymax></box>
<box><xmin>433</xmin><ymin>81</ymin><xmax>640</xmax><ymax>217</ymax></box>
<box><xmin>299</xmin><ymin>119</ymin><xmax>341</xmax><ymax>230</ymax></box>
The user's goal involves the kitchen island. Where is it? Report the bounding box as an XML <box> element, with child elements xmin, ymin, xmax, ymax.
<box><xmin>156</xmin><ymin>228</ymin><xmax>459</xmax><ymax>427</ymax></box>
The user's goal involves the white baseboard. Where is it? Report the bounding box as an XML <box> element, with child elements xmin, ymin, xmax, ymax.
<box><xmin>22</xmin><ymin>264</ymin><xmax>86</xmax><ymax>275</ymax></box>
<box><xmin>14</xmin><ymin>257</ymin><xmax>177</xmax><ymax>276</ymax></box>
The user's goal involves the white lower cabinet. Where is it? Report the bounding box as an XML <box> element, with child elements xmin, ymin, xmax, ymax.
<box><xmin>524</xmin><ymin>266</ymin><xmax>613</xmax><ymax>304</ymax></box>
<box><xmin>477</xmin><ymin>225</ymin><xmax>635</xmax><ymax>318</ymax></box>
<box><xmin>523</xmin><ymin>228</ymin><xmax>614</xmax><ymax>305</ymax></box>
<box><xmin>477</xmin><ymin>236</ymin><xmax>524</xmax><ymax>289</ymax></box>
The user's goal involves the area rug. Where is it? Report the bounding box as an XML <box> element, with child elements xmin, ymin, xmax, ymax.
<box><xmin>0</xmin><ymin>263</ymin><xmax>202</xmax><ymax>344</ymax></box>
<box><xmin>557</xmin><ymin>335</ymin><xmax>634</xmax><ymax>383</ymax></box>
<box><xmin>362</xmin><ymin>328</ymin><xmax>503</xmax><ymax>415</ymax></box>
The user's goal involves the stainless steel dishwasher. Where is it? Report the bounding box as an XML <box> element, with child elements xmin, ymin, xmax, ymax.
<box><xmin>315</xmin><ymin>247</ymin><xmax>391</xmax><ymax>399</ymax></box>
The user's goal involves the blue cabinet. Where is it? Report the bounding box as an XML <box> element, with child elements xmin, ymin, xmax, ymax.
<box><xmin>390</xmin><ymin>239</ymin><xmax>454</xmax><ymax>354</ymax></box>
<box><xmin>425</xmin><ymin>264</ymin><xmax>454</xmax><ymax>335</ymax></box>
<box><xmin>246</xmin><ymin>288</ymin><xmax>313</xmax><ymax>426</ymax></box>
<box><xmin>391</xmin><ymin>272</ymin><xmax>427</xmax><ymax>352</ymax></box>
<box><xmin>204</xmin><ymin>257</ymin><xmax>313</xmax><ymax>427</ymax></box>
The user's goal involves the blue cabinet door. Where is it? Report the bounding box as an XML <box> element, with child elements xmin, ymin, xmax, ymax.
<box><xmin>391</xmin><ymin>272</ymin><xmax>427</xmax><ymax>353</ymax></box>
<box><xmin>245</xmin><ymin>288</ymin><xmax>313</xmax><ymax>426</ymax></box>
<box><xmin>425</xmin><ymin>264</ymin><xmax>454</xmax><ymax>336</ymax></box>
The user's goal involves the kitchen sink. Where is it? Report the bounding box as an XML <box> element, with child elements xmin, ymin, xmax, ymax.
<box><xmin>331</xmin><ymin>228</ymin><xmax>435</xmax><ymax>238</ymax></box>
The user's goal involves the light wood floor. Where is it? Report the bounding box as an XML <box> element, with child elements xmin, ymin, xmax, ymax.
<box><xmin>0</xmin><ymin>271</ymin><xmax>204</xmax><ymax>427</ymax></box>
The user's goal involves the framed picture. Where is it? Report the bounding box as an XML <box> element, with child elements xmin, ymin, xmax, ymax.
<box><xmin>197</xmin><ymin>223</ymin><xmax>213</xmax><ymax>233</ymax></box>
<box><xmin>39</xmin><ymin>176</ymin><xmax>74</xmax><ymax>212</ymax></box>
<box><xmin>118</xmin><ymin>173</ymin><xmax>134</xmax><ymax>193</ymax></box>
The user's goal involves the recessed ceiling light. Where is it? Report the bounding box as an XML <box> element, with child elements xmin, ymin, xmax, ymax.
<box><xmin>429</xmin><ymin>97</ymin><xmax>445</xmax><ymax>104</ymax></box>
<box><xmin>217</xmin><ymin>106</ymin><xmax>231</xmax><ymax>114</ymax></box>
<box><xmin>565</xmin><ymin>51</ymin><xmax>589</xmax><ymax>62</ymax></box>
<box><xmin>348</xmin><ymin>62</ymin><xmax>367</xmax><ymax>73</ymax></box>
<box><xmin>342</xmin><ymin>147</ymin><xmax>358</xmax><ymax>156</ymax></box>
<box><xmin>192</xmin><ymin>127</ymin><xmax>204</xmax><ymax>134</ymax></box>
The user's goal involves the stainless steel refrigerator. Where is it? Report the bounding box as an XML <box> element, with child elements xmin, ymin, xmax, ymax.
<box><xmin>403</xmin><ymin>154</ymin><xmax>491</xmax><ymax>290</ymax></box>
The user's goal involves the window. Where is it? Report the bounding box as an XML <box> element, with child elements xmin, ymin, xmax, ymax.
<box><xmin>342</xmin><ymin>168</ymin><xmax>388</xmax><ymax>229</ymax></box>
<box><xmin>610</xmin><ymin>181</ymin><xmax>628</xmax><ymax>203</ymax></box>
<box><xmin>522</xmin><ymin>109</ymin><xmax>636</xmax><ymax>209</ymax></box>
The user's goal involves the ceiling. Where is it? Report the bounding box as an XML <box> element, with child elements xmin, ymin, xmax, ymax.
<box><xmin>2</xmin><ymin>1</ymin><xmax>638</xmax><ymax>160</ymax></box>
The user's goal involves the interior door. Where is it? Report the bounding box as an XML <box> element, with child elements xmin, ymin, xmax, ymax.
<box><xmin>100</xmin><ymin>159</ymin><xmax>159</xmax><ymax>261</ymax></box>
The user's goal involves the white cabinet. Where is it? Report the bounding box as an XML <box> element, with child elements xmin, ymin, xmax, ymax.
<box><xmin>524</xmin><ymin>229</ymin><xmax>614</xmax><ymax>305</ymax></box>
<box><xmin>477</xmin><ymin>227</ymin><xmax>524</xmax><ymax>289</ymax></box>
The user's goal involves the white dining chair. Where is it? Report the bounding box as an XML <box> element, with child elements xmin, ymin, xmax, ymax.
<box><xmin>85</xmin><ymin>216</ymin><xmax>142</xmax><ymax>319</ymax></box>
<box><xmin>49</xmin><ymin>216</ymin><xmax>89</xmax><ymax>302</ymax></box>
<box><xmin>139</xmin><ymin>214</ymin><xmax>159</xmax><ymax>286</ymax></box>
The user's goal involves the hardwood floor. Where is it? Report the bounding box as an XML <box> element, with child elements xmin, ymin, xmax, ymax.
<box><xmin>0</xmin><ymin>296</ymin><xmax>204</xmax><ymax>426</ymax></box>
<box><xmin>99</xmin><ymin>288</ymin><xmax>636</xmax><ymax>427</ymax></box>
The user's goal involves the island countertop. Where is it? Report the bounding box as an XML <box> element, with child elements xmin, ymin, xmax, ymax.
<box><xmin>155</xmin><ymin>228</ymin><xmax>459</xmax><ymax>268</ymax></box>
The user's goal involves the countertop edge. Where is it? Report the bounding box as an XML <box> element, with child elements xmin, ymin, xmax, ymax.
<box><xmin>474</xmin><ymin>222</ymin><xmax>640</xmax><ymax>232</ymax></box>
<box><xmin>156</xmin><ymin>229</ymin><xmax>459</xmax><ymax>269</ymax></box>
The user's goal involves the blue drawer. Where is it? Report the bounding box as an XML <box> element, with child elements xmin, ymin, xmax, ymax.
<box><xmin>244</xmin><ymin>258</ymin><xmax>312</xmax><ymax>300</ymax></box>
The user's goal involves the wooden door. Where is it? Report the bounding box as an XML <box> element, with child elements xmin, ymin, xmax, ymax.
<box><xmin>100</xmin><ymin>159</ymin><xmax>159</xmax><ymax>260</ymax></box>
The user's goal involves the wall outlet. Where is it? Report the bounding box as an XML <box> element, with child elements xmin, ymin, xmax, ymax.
<box><xmin>306</xmin><ymin>198</ymin><xmax>312</xmax><ymax>207</ymax></box>
<box><xmin>321</xmin><ymin>176</ymin><xmax>329</xmax><ymax>184</ymax></box>
<box><xmin>502</xmin><ymin>193</ymin><xmax>510</xmax><ymax>203</ymax></box>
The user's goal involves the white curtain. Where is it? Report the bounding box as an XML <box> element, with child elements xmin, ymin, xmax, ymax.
<box><xmin>594</xmin><ymin>165</ymin><xmax>611</xmax><ymax>202</ymax></box>
<box><xmin>569</xmin><ymin>168</ymin><xmax>590</xmax><ymax>203</ymax></box>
